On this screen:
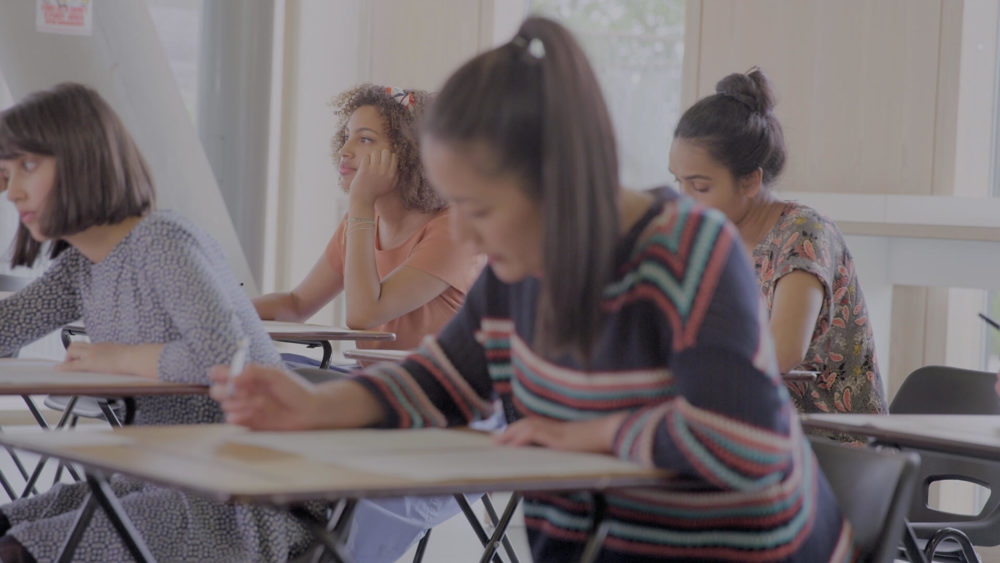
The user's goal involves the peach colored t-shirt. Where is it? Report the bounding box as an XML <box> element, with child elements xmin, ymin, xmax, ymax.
<box><xmin>325</xmin><ymin>208</ymin><xmax>483</xmax><ymax>350</ymax></box>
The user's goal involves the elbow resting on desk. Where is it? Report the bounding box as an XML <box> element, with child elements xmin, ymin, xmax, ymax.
<box><xmin>344</xmin><ymin>310</ymin><xmax>386</xmax><ymax>331</ymax></box>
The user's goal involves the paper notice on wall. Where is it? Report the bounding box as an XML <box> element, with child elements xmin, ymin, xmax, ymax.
<box><xmin>36</xmin><ymin>0</ymin><xmax>93</xmax><ymax>36</ymax></box>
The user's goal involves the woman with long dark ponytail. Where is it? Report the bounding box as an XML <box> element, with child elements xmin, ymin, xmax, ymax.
<box><xmin>213</xmin><ymin>19</ymin><xmax>856</xmax><ymax>562</ymax></box>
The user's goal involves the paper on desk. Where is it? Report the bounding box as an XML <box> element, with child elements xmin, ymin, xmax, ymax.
<box><xmin>231</xmin><ymin>428</ymin><xmax>495</xmax><ymax>455</ymax></box>
<box><xmin>335</xmin><ymin>447</ymin><xmax>645</xmax><ymax>482</ymax></box>
<box><xmin>230</xmin><ymin>429</ymin><xmax>644</xmax><ymax>481</ymax></box>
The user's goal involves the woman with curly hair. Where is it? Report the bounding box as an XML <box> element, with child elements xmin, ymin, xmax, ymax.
<box><xmin>254</xmin><ymin>85</ymin><xmax>484</xmax><ymax>561</ymax></box>
<box><xmin>254</xmin><ymin>84</ymin><xmax>482</xmax><ymax>354</ymax></box>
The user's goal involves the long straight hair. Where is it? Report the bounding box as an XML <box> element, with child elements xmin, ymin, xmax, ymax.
<box><xmin>423</xmin><ymin>17</ymin><xmax>620</xmax><ymax>360</ymax></box>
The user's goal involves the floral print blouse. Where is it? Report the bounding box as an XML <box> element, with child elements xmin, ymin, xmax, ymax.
<box><xmin>753</xmin><ymin>201</ymin><xmax>887</xmax><ymax>414</ymax></box>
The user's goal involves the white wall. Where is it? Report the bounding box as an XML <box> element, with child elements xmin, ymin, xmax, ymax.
<box><xmin>0</xmin><ymin>1</ymin><xmax>258</xmax><ymax>293</ymax></box>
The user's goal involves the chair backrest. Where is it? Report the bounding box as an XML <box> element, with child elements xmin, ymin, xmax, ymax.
<box><xmin>887</xmin><ymin>364</ymin><xmax>1000</xmax><ymax>545</ymax></box>
<box><xmin>809</xmin><ymin>437</ymin><xmax>920</xmax><ymax>563</ymax></box>
<box><xmin>890</xmin><ymin>365</ymin><xmax>1000</xmax><ymax>415</ymax></box>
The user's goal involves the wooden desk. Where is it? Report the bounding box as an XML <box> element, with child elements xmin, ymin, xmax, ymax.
<box><xmin>801</xmin><ymin>413</ymin><xmax>995</xmax><ymax>562</ymax></box>
<box><xmin>342</xmin><ymin>348</ymin><xmax>410</xmax><ymax>364</ymax></box>
<box><xmin>0</xmin><ymin>358</ymin><xmax>208</xmax><ymax>501</ymax></box>
<box><xmin>801</xmin><ymin>413</ymin><xmax>1000</xmax><ymax>462</ymax></box>
<box><xmin>0</xmin><ymin>424</ymin><xmax>669</xmax><ymax>563</ymax></box>
<box><xmin>62</xmin><ymin>321</ymin><xmax>397</xmax><ymax>370</ymax></box>
<box><xmin>0</xmin><ymin>359</ymin><xmax>207</xmax><ymax>397</ymax></box>
<box><xmin>262</xmin><ymin>321</ymin><xmax>395</xmax><ymax>369</ymax></box>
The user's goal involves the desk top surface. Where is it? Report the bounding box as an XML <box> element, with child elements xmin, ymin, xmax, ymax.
<box><xmin>343</xmin><ymin>349</ymin><xmax>411</xmax><ymax>363</ymax></box>
<box><xmin>64</xmin><ymin>321</ymin><xmax>396</xmax><ymax>343</ymax></box>
<box><xmin>261</xmin><ymin>320</ymin><xmax>395</xmax><ymax>342</ymax></box>
<box><xmin>0</xmin><ymin>359</ymin><xmax>207</xmax><ymax>396</ymax></box>
<box><xmin>800</xmin><ymin>413</ymin><xmax>1000</xmax><ymax>460</ymax></box>
<box><xmin>0</xmin><ymin>424</ymin><xmax>671</xmax><ymax>504</ymax></box>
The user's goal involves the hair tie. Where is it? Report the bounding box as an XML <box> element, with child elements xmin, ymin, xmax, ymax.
<box><xmin>722</xmin><ymin>91</ymin><xmax>758</xmax><ymax>114</ymax></box>
<box><xmin>510</xmin><ymin>34</ymin><xmax>545</xmax><ymax>59</ymax></box>
<box><xmin>384</xmin><ymin>87</ymin><xmax>416</xmax><ymax>113</ymax></box>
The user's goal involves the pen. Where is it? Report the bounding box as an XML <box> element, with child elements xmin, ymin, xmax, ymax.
<box><xmin>226</xmin><ymin>337</ymin><xmax>249</xmax><ymax>397</ymax></box>
<box><xmin>979</xmin><ymin>312</ymin><xmax>1000</xmax><ymax>332</ymax></box>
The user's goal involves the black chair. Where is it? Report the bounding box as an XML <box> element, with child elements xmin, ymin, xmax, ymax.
<box><xmin>809</xmin><ymin>436</ymin><xmax>921</xmax><ymax>563</ymax></box>
<box><xmin>886</xmin><ymin>365</ymin><xmax>1000</xmax><ymax>561</ymax></box>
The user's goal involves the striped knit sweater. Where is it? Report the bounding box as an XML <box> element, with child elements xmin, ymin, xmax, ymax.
<box><xmin>354</xmin><ymin>189</ymin><xmax>857</xmax><ymax>562</ymax></box>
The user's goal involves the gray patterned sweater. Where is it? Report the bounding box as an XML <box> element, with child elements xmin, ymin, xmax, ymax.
<box><xmin>0</xmin><ymin>211</ymin><xmax>314</xmax><ymax>562</ymax></box>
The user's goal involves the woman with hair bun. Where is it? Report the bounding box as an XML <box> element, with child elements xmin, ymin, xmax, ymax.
<box><xmin>670</xmin><ymin>67</ymin><xmax>886</xmax><ymax>416</ymax></box>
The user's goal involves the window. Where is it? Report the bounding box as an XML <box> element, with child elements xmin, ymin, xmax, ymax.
<box><xmin>529</xmin><ymin>0</ymin><xmax>685</xmax><ymax>189</ymax></box>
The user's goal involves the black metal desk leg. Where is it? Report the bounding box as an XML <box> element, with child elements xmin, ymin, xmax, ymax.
<box><xmin>19</xmin><ymin>396</ymin><xmax>80</xmax><ymax>498</ymax></box>
<box><xmin>411</xmin><ymin>528</ymin><xmax>431</xmax><ymax>563</ymax></box>
<box><xmin>481</xmin><ymin>494</ymin><xmax>521</xmax><ymax>563</ymax></box>
<box><xmin>319</xmin><ymin>342</ymin><xmax>333</xmax><ymax>370</ymax></box>
<box><xmin>98</xmin><ymin>400</ymin><xmax>123</xmax><ymax>428</ymax></box>
<box><xmin>291</xmin><ymin>502</ymin><xmax>355</xmax><ymax>563</ymax></box>
<box><xmin>579</xmin><ymin>493</ymin><xmax>609</xmax><ymax>563</ymax></box>
<box><xmin>55</xmin><ymin>494</ymin><xmax>99</xmax><ymax>563</ymax></box>
<box><xmin>455</xmin><ymin>494</ymin><xmax>503</xmax><ymax>563</ymax></box>
<box><xmin>85</xmin><ymin>473</ymin><xmax>155</xmax><ymax>562</ymax></box>
<box><xmin>478</xmin><ymin>492</ymin><xmax>521</xmax><ymax>563</ymax></box>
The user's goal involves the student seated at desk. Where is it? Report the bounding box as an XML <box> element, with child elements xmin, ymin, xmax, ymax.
<box><xmin>253</xmin><ymin>84</ymin><xmax>483</xmax><ymax>361</ymax></box>
<box><xmin>669</xmin><ymin>67</ymin><xmax>887</xmax><ymax>416</ymax></box>
<box><xmin>213</xmin><ymin>17</ymin><xmax>856</xmax><ymax>562</ymax></box>
<box><xmin>256</xmin><ymin>84</ymin><xmax>485</xmax><ymax>562</ymax></box>
<box><xmin>0</xmin><ymin>83</ymin><xmax>317</xmax><ymax>562</ymax></box>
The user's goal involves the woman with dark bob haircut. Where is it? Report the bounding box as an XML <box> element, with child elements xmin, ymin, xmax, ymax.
<box><xmin>0</xmin><ymin>82</ymin><xmax>319</xmax><ymax>561</ymax></box>
<box><xmin>213</xmin><ymin>17</ymin><xmax>856</xmax><ymax>562</ymax></box>
<box><xmin>254</xmin><ymin>84</ymin><xmax>482</xmax><ymax>354</ymax></box>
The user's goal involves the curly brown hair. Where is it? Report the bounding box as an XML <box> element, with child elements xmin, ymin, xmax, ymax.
<box><xmin>330</xmin><ymin>84</ymin><xmax>446</xmax><ymax>212</ymax></box>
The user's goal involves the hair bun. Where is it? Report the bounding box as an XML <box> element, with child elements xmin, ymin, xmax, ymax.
<box><xmin>715</xmin><ymin>68</ymin><xmax>775</xmax><ymax>115</ymax></box>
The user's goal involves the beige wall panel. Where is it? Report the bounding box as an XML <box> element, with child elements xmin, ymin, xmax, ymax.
<box><xmin>366</xmin><ymin>0</ymin><xmax>484</xmax><ymax>91</ymax></box>
<box><xmin>933</xmin><ymin>0</ymin><xmax>962</xmax><ymax>196</ymax></box>
<box><xmin>889</xmin><ymin>285</ymin><xmax>949</xmax><ymax>402</ymax></box>
<box><xmin>695</xmin><ymin>0</ymin><xmax>944</xmax><ymax>195</ymax></box>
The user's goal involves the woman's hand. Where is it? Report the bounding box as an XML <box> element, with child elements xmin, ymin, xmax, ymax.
<box><xmin>493</xmin><ymin>413</ymin><xmax>628</xmax><ymax>454</ymax></box>
<box><xmin>348</xmin><ymin>148</ymin><xmax>398</xmax><ymax>206</ymax></box>
<box><xmin>209</xmin><ymin>364</ymin><xmax>321</xmax><ymax>430</ymax></box>
<box><xmin>59</xmin><ymin>342</ymin><xmax>163</xmax><ymax>379</ymax></box>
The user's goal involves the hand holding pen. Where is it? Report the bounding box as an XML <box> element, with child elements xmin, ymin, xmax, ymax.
<box><xmin>225</xmin><ymin>337</ymin><xmax>249</xmax><ymax>397</ymax></box>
